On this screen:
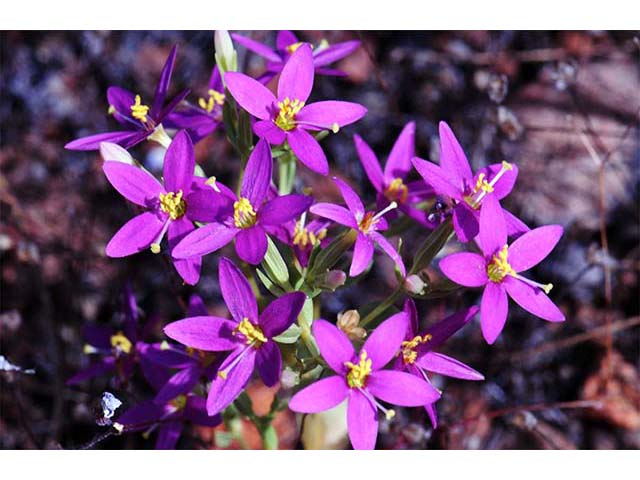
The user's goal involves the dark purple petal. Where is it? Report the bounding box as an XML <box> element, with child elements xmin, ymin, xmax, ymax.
<box><xmin>188</xmin><ymin>294</ymin><xmax>208</xmax><ymax>317</ymax></box>
<box><xmin>164</xmin><ymin>316</ymin><xmax>238</xmax><ymax>351</ymax></box>
<box><xmin>218</xmin><ymin>256</ymin><xmax>259</xmax><ymax>323</ymax></box>
<box><xmin>480</xmin><ymin>282</ymin><xmax>508</xmax><ymax>344</ymax></box>
<box><xmin>403</xmin><ymin>298</ymin><xmax>419</xmax><ymax>337</ymax></box>
<box><xmin>163</xmin><ymin>130</ymin><xmax>195</xmax><ymax>193</ymax></box>
<box><xmin>154</xmin><ymin>365</ymin><xmax>202</xmax><ymax>404</ymax></box>
<box><xmin>185</xmin><ymin>188</ymin><xmax>234</xmax><ymax>223</ymax></box>
<box><xmin>259</xmin><ymin>194</ymin><xmax>313</xmax><ymax>225</ymax></box>
<box><xmin>289</xmin><ymin>375</ymin><xmax>349</xmax><ymax>413</ymax></box>
<box><xmin>232</xmin><ymin>33</ymin><xmax>282</xmax><ymax>63</ymax></box>
<box><xmin>354</xmin><ymin>134</ymin><xmax>383</xmax><ymax>191</ymax></box>
<box><xmin>184</xmin><ymin>396</ymin><xmax>221</xmax><ymax>427</ymax></box>
<box><xmin>82</xmin><ymin>324</ymin><xmax>113</xmax><ymax>350</ymax></box>
<box><xmin>256</xmin><ymin>340</ymin><xmax>282</xmax><ymax>387</ymax></box>
<box><xmin>313</xmin><ymin>40</ymin><xmax>360</xmax><ymax>67</ymax></box>
<box><xmin>157</xmin><ymin>89</ymin><xmax>190</xmax><ymax>122</ymax></box>
<box><xmin>503</xmin><ymin>276</ymin><xmax>565</xmax><ymax>322</ymax></box>
<box><xmin>276</xmin><ymin>30</ymin><xmax>298</xmax><ymax>51</ymax></box>
<box><xmin>172</xmin><ymin>223</ymin><xmax>238</xmax><ymax>259</ymax></box>
<box><xmin>347</xmin><ymin>390</ymin><xmax>378</xmax><ymax>450</ymax></box>
<box><xmin>206</xmin><ymin>348</ymin><xmax>256</xmax><ymax>415</ymax></box>
<box><xmin>425</xmin><ymin>402</ymin><xmax>438</xmax><ymax>429</ymax></box>
<box><xmin>412</xmin><ymin>157</ymin><xmax>462</xmax><ymax>200</ymax></box>
<box><xmin>296</xmin><ymin>101</ymin><xmax>367</xmax><ymax>130</ymax></box>
<box><xmin>439</xmin><ymin>252</ymin><xmax>488</xmax><ymax>287</ymax></box>
<box><xmin>423</xmin><ymin>306</ymin><xmax>480</xmax><ymax>350</ymax></box>
<box><xmin>66</xmin><ymin>357</ymin><xmax>115</xmax><ymax>385</ymax></box>
<box><xmin>367</xmin><ymin>370</ymin><xmax>441</xmax><ymax>405</ymax></box>
<box><xmin>151</xmin><ymin>45</ymin><xmax>178</xmax><ymax>117</ymax></box>
<box><xmin>107</xmin><ymin>86</ymin><xmax>136</xmax><ymax>117</ymax></box>
<box><xmin>384</xmin><ymin>121</ymin><xmax>415</xmax><ymax>180</ymax></box>
<box><xmin>117</xmin><ymin>400</ymin><xmax>163</xmax><ymax>428</ymax></box>
<box><xmin>278</xmin><ymin>43</ymin><xmax>314</xmax><ymax>102</ymax></box>
<box><xmin>225</xmin><ymin>72</ymin><xmax>276</xmax><ymax>120</ymax></box>
<box><xmin>504</xmin><ymin>208</ymin><xmax>530</xmax><ymax>239</ymax></box>
<box><xmin>416</xmin><ymin>352</ymin><xmax>484</xmax><ymax>380</ymax></box>
<box><xmin>477</xmin><ymin>194</ymin><xmax>507</xmax><ymax>257</ymax></box>
<box><xmin>362</xmin><ymin>312</ymin><xmax>408</xmax><ymax>370</ymax></box>
<box><xmin>309</xmin><ymin>203</ymin><xmax>357</xmax><ymax>228</ymax></box>
<box><xmin>350</xmin><ymin>233</ymin><xmax>374</xmax><ymax>277</ymax></box>
<box><xmin>259</xmin><ymin>292</ymin><xmax>306</xmax><ymax>337</ymax></box>
<box><xmin>235</xmin><ymin>226</ymin><xmax>268</xmax><ymax>265</ymax></box>
<box><xmin>333</xmin><ymin>176</ymin><xmax>365</xmax><ymax>218</ymax></box>
<box><xmin>140</xmin><ymin>343</ymin><xmax>195</xmax><ymax>369</ymax></box>
<box><xmin>138</xmin><ymin>348</ymin><xmax>172</xmax><ymax>389</ymax></box>
<box><xmin>312</xmin><ymin>319</ymin><xmax>355</xmax><ymax>375</ymax></box>
<box><xmin>65</xmin><ymin>131</ymin><xmax>142</xmax><ymax>151</ymax></box>
<box><xmin>241</xmin><ymin>138</ymin><xmax>273</xmax><ymax>206</ymax></box>
<box><xmin>254</xmin><ymin>119</ymin><xmax>286</xmax><ymax>144</ymax></box>
<box><xmin>508</xmin><ymin>225</ymin><xmax>563</xmax><ymax>273</ymax></box>
<box><xmin>452</xmin><ymin>203</ymin><xmax>479</xmax><ymax>243</ymax></box>
<box><xmin>155</xmin><ymin>421</ymin><xmax>182</xmax><ymax>450</ymax></box>
<box><xmin>438</xmin><ymin>121</ymin><xmax>472</xmax><ymax>188</ymax></box>
<box><xmin>287</xmin><ymin>128</ymin><xmax>329</xmax><ymax>175</ymax></box>
<box><xmin>105</xmin><ymin>212</ymin><xmax>166</xmax><ymax>258</ymax></box>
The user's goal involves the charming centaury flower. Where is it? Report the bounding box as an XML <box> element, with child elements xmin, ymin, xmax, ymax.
<box><xmin>273</xmin><ymin>212</ymin><xmax>330</xmax><ymax>268</ymax></box>
<box><xmin>116</xmin><ymin>393</ymin><xmax>221</xmax><ymax>450</ymax></box>
<box><xmin>289</xmin><ymin>313</ymin><xmax>440</xmax><ymax>450</ymax></box>
<box><xmin>171</xmin><ymin>138</ymin><xmax>313</xmax><ymax>265</ymax></box>
<box><xmin>164</xmin><ymin>257</ymin><xmax>306</xmax><ymax>415</ymax></box>
<box><xmin>311</xmin><ymin>177</ymin><xmax>406</xmax><ymax>277</ymax></box>
<box><xmin>102</xmin><ymin>130</ymin><xmax>228</xmax><ymax>285</ymax></box>
<box><xmin>65</xmin><ymin>45</ymin><xmax>189</xmax><ymax>151</ymax></box>
<box><xmin>165</xmin><ymin>66</ymin><xmax>225</xmax><ymax>144</ymax></box>
<box><xmin>394</xmin><ymin>299</ymin><xmax>483</xmax><ymax>428</ymax></box>
<box><xmin>412</xmin><ymin>121</ymin><xmax>528</xmax><ymax>242</ymax></box>
<box><xmin>232</xmin><ymin>30</ymin><xmax>360</xmax><ymax>84</ymax></box>
<box><xmin>355</xmin><ymin>122</ymin><xmax>436</xmax><ymax>227</ymax></box>
<box><xmin>440</xmin><ymin>194</ymin><xmax>565</xmax><ymax>344</ymax></box>
<box><xmin>225</xmin><ymin>44</ymin><xmax>367</xmax><ymax>175</ymax></box>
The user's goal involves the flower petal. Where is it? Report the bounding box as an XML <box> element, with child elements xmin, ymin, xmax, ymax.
<box><xmin>184</xmin><ymin>396</ymin><xmax>221</xmax><ymax>427</ymax></box>
<box><xmin>503</xmin><ymin>276</ymin><xmax>565</xmax><ymax>322</ymax></box>
<box><xmin>313</xmin><ymin>40</ymin><xmax>360</xmax><ymax>67</ymax></box>
<box><xmin>185</xmin><ymin>188</ymin><xmax>234</xmax><ymax>223</ymax></box>
<box><xmin>480</xmin><ymin>282</ymin><xmax>508</xmax><ymax>344</ymax></box>
<box><xmin>106</xmin><ymin>86</ymin><xmax>136</xmax><ymax>118</ymax></box>
<box><xmin>412</xmin><ymin>157</ymin><xmax>462</xmax><ymax>200</ymax></box>
<box><xmin>259</xmin><ymin>194</ymin><xmax>313</xmax><ymax>225</ymax></box>
<box><xmin>477</xmin><ymin>162</ymin><xmax>518</xmax><ymax>200</ymax></box>
<box><xmin>289</xmin><ymin>375</ymin><xmax>349</xmax><ymax>413</ymax></box>
<box><xmin>224</xmin><ymin>72</ymin><xmax>276</xmax><ymax>120</ymax></box>
<box><xmin>254</xmin><ymin>119</ymin><xmax>286</xmax><ymax>145</ymax></box>
<box><xmin>155</xmin><ymin>422</ymin><xmax>182</xmax><ymax>450</ymax></box>
<box><xmin>218</xmin><ymin>256</ymin><xmax>259</xmax><ymax>323</ymax></box>
<box><xmin>477</xmin><ymin>193</ymin><xmax>507</xmax><ymax>257</ymax></box>
<box><xmin>367</xmin><ymin>370</ymin><xmax>441</xmax><ymax>405</ymax></box>
<box><xmin>154</xmin><ymin>365</ymin><xmax>201</xmax><ymax>404</ymax></box>
<box><xmin>168</xmin><ymin>218</ymin><xmax>200</xmax><ymax>286</ymax></box>
<box><xmin>312</xmin><ymin>319</ymin><xmax>355</xmax><ymax>375</ymax></box>
<box><xmin>362</xmin><ymin>312</ymin><xmax>409</xmax><ymax>370</ymax></box>
<box><xmin>256</xmin><ymin>340</ymin><xmax>282</xmax><ymax>387</ymax></box>
<box><xmin>65</xmin><ymin>131</ymin><xmax>142</xmax><ymax>151</ymax></box>
<box><xmin>309</xmin><ymin>203</ymin><xmax>357</xmax><ymax>228</ymax></box>
<box><xmin>105</xmin><ymin>212</ymin><xmax>165</xmax><ymax>258</ymax></box>
<box><xmin>117</xmin><ymin>400</ymin><xmax>163</xmax><ymax>428</ymax></box>
<box><xmin>171</xmin><ymin>223</ymin><xmax>238</xmax><ymax>259</ymax></box>
<box><xmin>278</xmin><ymin>43</ymin><xmax>314</xmax><ymax>102</ymax></box>
<box><xmin>504</xmin><ymin>208</ymin><xmax>530</xmax><ymax>239</ymax></box>
<box><xmin>232</xmin><ymin>33</ymin><xmax>281</xmax><ymax>63</ymax></box>
<box><xmin>241</xmin><ymin>138</ymin><xmax>273</xmax><ymax>206</ymax></box>
<box><xmin>66</xmin><ymin>357</ymin><xmax>115</xmax><ymax>385</ymax></box>
<box><xmin>296</xmin><ymin>101</ymin><xmax>367</xmax><ymax>130</ymax></box>
<box><xmin>151</xmin><ymin>45</ymin><xmax>178</xmax><ymax>117</ymax></box>
<box><xmin>438</xmin><ymin>121</ymin><xmax>472</xmax><ymax>188</ymax></box>
<box><xmin>508</xmin><ymin>225</ymin><xmax>564</xmax><ymax>273</ymax></box>
<box><xmin>416</xmin><ymin>352</ymin><xmax>484</xmax><ymax>380</ymax></box>
<box><xmin>452</xmin><ymin>203</ymin><xmax>479</xmax><ymax>243</ymax></box>
<box><xmin>164</xmin><ymin>316</ymin><xmax>238</xmax><ymax>351</ymax></box>
<box><xmin>347</xmin><ymin>390</ymin><xmax>378</xmax><ymax>450</ymax></box>
<box><xmin>235</xmin><ymin>226</ymin><xmax>268</xmax><ymax>265</ymax></box>
<box><xmin>259</xmin><ymin>292</ymin><xmax>306</xmax><ymax>338</ymax></box>
<box><xmin>423</xmin><ymin>306</ymin><xmax>480</xmax><ymax>350</ymax></box>
<box><xmin>439</xmin><ymin>252</ymin><xmax>488</xmax><ymax>287</ymax></box>
<box><xmin>276</xmin><ymin>30</ymin><xmax>298</xmax><ymax>51</ymax></box>
<box><xmin>287</xmin><ymin>128</ymin><xmax>329</xmax><ymax>175</ymax></box>
<box><xmin>369</xmin><ymin>232</ymin><xmax>406</xmax><ymax>277</ymax></box>
<box><xmin>384</xmin><ymin>121</ymin><xmax>415</xmax><ymax>180</ymax></box>
<box><xmin>354</xmin><ymin>134</ymin><xmax>383</xmax><ymax>191</ymax></box>
<box><xmin>350</xmin><ymin>233</ymin><xmax>374</xmax><ymax>277</ymax></box>
<box><xmin>207</xmin><ymin>348</ymin><xmax>256</xmax><ymax>415</ymax></box>
<box><xmin>163</xmin><ymin>130</ymin><xmax>195</xmax><ymax>193</ymax></box>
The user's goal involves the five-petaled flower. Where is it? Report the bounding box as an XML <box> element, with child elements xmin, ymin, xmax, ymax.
<box><xmin>232</xmin><ymin>30</ymin><xmax>360</xmax><ymax>84</ymax></box>
<box><xmin>412</xmin><ymin>121</ymin><xmax>528</xmax><ymax>242</ymax></box>
<box><xmin>225</xmin><ymin>44</ymin><xmax>367</xmax><ymax>175</ymax></box>
<box><xmin>311</xmin><ymin>177</ymin><xmax>406</xmax><ymax>277</ymax></box>
<box><xmin>171</xmin><ymin>138</ymin><xmax>313</xmax><ymax>265</ymax></box>
<box><xmin>65</xmin><ymin>45</ymin><xmax>189</xmax><ymax>151</ymax></box>
<box><xmin>289</xmin><ymin>313</ymin><xmax>440</xmax><ymax>450</ymax></box>
<box><xmin>164</xmin><ymin>257</ymin><xmax>306</xmax><ymax>415</ymax></box>
<box><xmin>102</xmin><ymin>130</ymin><xmax>228</xmax><ymax>285</ymax></box>
<box><xmin>440</xmin><ymin>194</ymin><xmax>565</xmax><ymax>344</ymax></box>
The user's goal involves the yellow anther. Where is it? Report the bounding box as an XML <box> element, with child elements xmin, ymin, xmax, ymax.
<box><xmin>169</xmin><ymin>394</ymin><xmax>187</xmax><ymax>411</ymax></box>
<box><xmin>358</xmin><ymin>212</ymin><xmax>378</xmax><ymax>234</ymax></box>
<box><xmin>542</xmin><ymin>283</ymin><xmax>554</xmax><ymax>294</ymax></box>
<box><xmin>83</xmin><ymin>344</ymin><xmax>98</xmax><ymax>355</ymax></box>
<box><xmin>233</xmin><ymin>318</ymin><xmax>267</xmax><ymax>346</ymax></box>
<box><xmin>383</xmin><ymin>178</ymin><xmax>409</xmax><ymax>204</ymax></box>
<box><xmin>159</xmin><ymin>190</ymin><xmax>187</xmax><ymax>220</ymax></box>
<box><xmin>205</xmin><ymin>176</ymin><xmax>220</xmax><ymax>192</ymax></box>
<box><xmin>400</xmin><ymin>334</ymin><xmax>432</xmax><ymax>365</ymax></box>
<box><xmin>160</xmin><ymin>340</ymin><xmax>170</xmax><ymax>350</ymax></box>
<box><xmin>501</xmin><ymin>160</ymin><xmax>513</xmax><ymax>171</ymax></box>
<box><xmin>150</xmin><ymin>243</ymin><xmax>161</xmax><ymax>254</ymax></box>
<box><xmin>331</xmin><ymin>123</ymin><xmax>340</xmax><ymax>134</ymax></box>
<box><xmin>293</xmin><ymin>222</ymin><xmax>327</xmax><ymax>249</ymax></box>
<box><xmin>113</xmin><ymin>422</ymin><xmax>124</xmax><ymax>434</ymax></box>
<box><xmin>218</xmin><ymin>370</ymin><xmax>228</xmax><ymax>379</ymax></box>
<box><xmin>385</xmin><ymin>409</ymin><xmax>396</xmax><ymax>420</ymax></box>
<box><xmin>275</xmin><ymin>97</ymin><xmax>305</xmax><ymax>131</ymax></box>
<box><xmin>487</xmin><ymin>245</ymin><xmax>515</xmax><ymax>283</ymax></box>
<box><xmin>108</xmin><ymin>105</ymin><xmax>116</xmax><ymax>115</ymax></box>
<box><xmin>286</xmin><ymin>42</ymin><xmax>305</xmax><ymax>54</ymax></box>
<box><xmin>233</xmin><ymin>197</ymin><xmax>257</xmax><ymax>229</ymax></box>
<box><xmin>110</xmin><ymin>332</ymin><xmax>132</xmax><ymax>355</ymax></box>
<box><xmin>474</xmin><ymin>173</ymin><xmax>494</xmax><ymax>194</ymax></box>
<box><xmin>345</xmin><ymin>350</ymin><xmax>373</xmax><ymax>389</ymax></box>
<box><xmin>130</xmin><ymin>94</ymin><xmax>150</xmax><ymax>123</ymax></box>
<box><xmin>198</xmin><ymin>89</ymin><xmax>225</xmax><ymax>113</ymax></box>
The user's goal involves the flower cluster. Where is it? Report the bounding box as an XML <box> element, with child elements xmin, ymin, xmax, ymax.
<box><xmin>68</xmin><ymin>31</ymin><xmax>565</xmax><ymax>450</ymax></box>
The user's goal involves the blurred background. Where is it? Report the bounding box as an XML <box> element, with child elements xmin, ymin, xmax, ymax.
<box><xmin>0</xmin><ymin>31</ymin><xmax>638</xmax><ymax>449</ymax></box>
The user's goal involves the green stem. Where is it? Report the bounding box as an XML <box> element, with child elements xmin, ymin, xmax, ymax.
<box><xmin>359</xmin><ymin>286</ymin><xmax>404</xmax><ymax>328</ymax></box>
<box><xmin>278</xmin><ymin>153</ymin><xmax>296</xmax><ymax>195</ymax></box>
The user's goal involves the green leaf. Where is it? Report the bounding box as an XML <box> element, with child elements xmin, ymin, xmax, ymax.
<box><xmin>261</xmin><ymin>237</ymin><xmax>290</xmax><ymax>288</ymax></box>
<box><xmin>273</xmin><ymin>323</ymin><xmax>302</xmax><ymax>344</ymax></box>
<box><xmin>256</xmin><ymin>269</ymin><xmax>285</xmax><ymax>297</ymax></box>
<box><xmin>409</xmin><ymin>217</ymin><xmax>454</xmax><ymax>275</ymax></box>
<box><xmin>261</xmin><ymin>424</ymin><xmax>278</xmax><ymax>450</ymax></box>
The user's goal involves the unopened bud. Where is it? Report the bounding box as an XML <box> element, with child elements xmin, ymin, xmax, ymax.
<box><xmin>100</xmin><ymin>142</ymin><xmax>134</xmax><ymax>165</ymax></box>
<box><xmin>316</xmin><ymin>269</ymin><xmax>346</xmax><ymax>291</ymax></box>
<box><xmin>215</xmin><ymin>30</ymin><xmax>237</xmax><ymax>79</ymax></box>
<box><xmin>404</xmin><ymin>274</ymin><xmax>427</xmax><ymax>295</ymax></box>
<box><xmin>337</xmin><ymin>310</ymin><xmax>367</xmax><ymax>341</ymax></box>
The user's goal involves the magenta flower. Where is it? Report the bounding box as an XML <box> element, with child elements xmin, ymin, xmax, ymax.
<box><xmin>310</xmin><ymin>177</ymin><xmax>406</xmax><ymax>277</ymax></box>
<box><xmin>355</xmin><ymin>122</ymin><xmax>436</xmax><ymax>227</ymax></box>
<box><xmin>225</xmin><ymin>44</ymin><xmax>367</xmax><ymax>175</ymax></box>
<box><xmin>440</xmin><ymin>194</ymin><xmax>565</xmax><ymax>344</ymax></box>
<box><xmin>412</xmin><ymin>121</ymin><xmax>528</xmax><ymax>242</ymax></box>
<box><xmin>270</xmin><ymin>212</ymin><xmax>331</xmax><ymax>268</ymax></box>
<box><xmin>289</xmin><ymin>313</ymin><xmax>440</xmax><ymax>450</ymax></box>
<box><xmin>165</xmin><ymin>66</ymin><xmax>225</xmax><ymax>143</ymax></box>
<box><xmin>232</xmin><ymin>30</ymin><xmax>360</xmax><ymax>83</ymax></box>
<box><xmin>66</xmin><ymin>45</ymin><xmax>189</xmax><ymax>151</ymax></box>
<box><xmin>164</xmin><ymin>257</ymin><xmax>306</xmax><ymax>415</ymax></box>
<box><xmin>102</xmin><ymin>130</ymin><xmax>227</xmax><ymax>285</ymax></box>
<box><xmin>394</xmin><ymin>299</ymin><xmax>483</xmax><ymax>428</ymax></box>
<box><xmin>172</xmin><ymin>138</ymin><xmax>313</xmax><ymax>265</ymax></box>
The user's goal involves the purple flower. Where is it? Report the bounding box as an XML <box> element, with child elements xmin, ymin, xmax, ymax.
<box><xmin>116</xmin><ymin>393</ymin><xmax>220</xmax><ymax>450</ymax></box>
<box><xmin>412</xmin><ymin>121</ymin><xmax>528</xmax><ymax>242</ymax></box>
<box><xmin>66</xmin><ymin>45</ymin><xmax>189</xmax><ymax>151</ymax></box>
<box><xmin>310</xmin><ymin>177</ymin><xmax>406</xmax><ymax>277</ymax></box>
<box><xmin>225</xmin><ymin>44</ymin><xmax>367</xmax><ymax>175</ymax></box>
<box><xmin>232</xmin><ymin>30</ymin><xmax>360</xmax><ymax>83</ymax></box>
<box><xmin>355</xmin><ymin>122</ymin><xmax>436</xmax><ymax>227</ymax></box>
<box><xmin>164</xmin><ymin>257</ymin><xmax>306</xmax><ymax>415</ymax></box>
<box><xmin>102</xmin><ymin>130</ymin><xmax>227</xmax><ymax>285</ymax></box>
<box><xmin>440</xmin><ymin>194</ymin><xmax>565</xmax><ymax>344</ymax></box>
<box><xmin>172</xmin><ymin>138</ymin><xmax>313</xmax><ymax>265</ymax></box>
<box><xmin>165</xmin><ymin>66</ymin><xmax>225</xmax><ymax>144</ymax></box>
<box><xmin>270</xmin><ymin>213</ymin><xmax>331</xmax><ymax>268</ymax></box>
<box><xmin>289</xmin><ymin>313</ymin><xmax>440</xmax><ymax>450</ymax></box>
<box><xmin>393</xmin><ymin>299</ymin><xmax>483</xmax><ymax>428</ymax></box>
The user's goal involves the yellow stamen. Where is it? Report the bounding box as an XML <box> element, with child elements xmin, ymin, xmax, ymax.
<box><xmin>83</xmin><ymin>344</ymin><xmax>98</xmax><ymax>355</ymax></box>
<box><xmin>159</xmin><ymin>190</ymin><xmax>187</xmax><ymax>220</ymax></box>
<box><xmin>345</xmin><ymin>350</ymin><xmax>372</xmax><ymax>389</ymax></box>
<box><xmin>233</xmin><ymin>197</ymin><xmax>257</xmax><ymax>229</ymax></box>
<box><xmin>130</xmin><ymin>94</ymin><xmax>150</xmax><ymax>123</ymax></box>
<box><xmin>169</xmin><ymin>394</ymin><xmax>187</xmax><ymax>411</ymax></box>
<box><xmin>205</xmin><ymin>176</ymin><xmax>220</xmax><ymax>192</ymax></box>
<box><xmin>293</xmin><ymin>221</ymin><xmax>327</xmax><ymax>249</ymax></box>
<box><xmin>233</xmin><ymin>318</ymin><xmax>267</xmax><ymax>347</ymax></box>
<box><xmin>150</xmin><ymin>243</ymin><xmax>161</xmax><ymax>254</ymax></box>
<box><xmin>331</xmin><ymin>123</ymin><xmax>340</xmax><ymax>134</ymax></box>
<box><xmin>160</xmin><ymin>340</ymin><xmax>170</xmax><ymax>350</ymax></box>
<box><xmin>286</xmin><ymin>42</ymin><xmax>305</xmax><ymax>54</ymax></box>
<box><xmin>400</xmin><ymin>334</ymin><xmax>432</xmax><ymax>365</ymax></box>
<box><xmin>383</xmin><ymin>178</ymin><xmax>409</xmax><ymax>203</ymax></box>
<box><xmin>358</xmin><ymin>212</ymin><xmax>378</xmax><ymax>234</ymax></box>
<box><xmin>275</xmin><ymin>97</ymin><xmax>305</xmax><ymax>131</ymax></box>
<box><xmin>198</xmin><ymin>89</ymin><xmax>225</xmax><ymax>113</ymax></box>
<box><xmin>110</xmin><ymin>332</ymin><xmax>132</xmax><ymax>355</ymax></box>
<box><xmin>487</xmin><ymin>245</ymin><xmax>515</xmax><ymax>283</ymax></box>
<box><xmin>108</xmin><ymin>105</ymin><xmax>116</xmax><ymax>115</ymax></box>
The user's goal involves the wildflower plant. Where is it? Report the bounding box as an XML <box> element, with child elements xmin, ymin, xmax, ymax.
<box><xmin>67</xmin><ymin>31</ymin><xmax>567</xmax><ymax>450</ymax></box>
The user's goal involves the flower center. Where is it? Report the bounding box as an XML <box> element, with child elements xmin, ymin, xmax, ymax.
<box><xmin>233</xmin><ymin>318</ymin><xmax>267</xmax><ymax>347</ymax></box>
<box><xmin>358</xmin><ymin>212</ymin><xmax>378</xmax><ymax>234</ymax></box>
<box><xmin>463</xmin><ymin>161</ymin><xmax>513</xmax><ymax>209</ymax></box>
<box><xmin>400</xmin><ymin>334</ymin><xmax>432</xmax><ymax>365</ymax></box>
<box><xmin>275</xmin><ymin>98</ymin><xmax>305</xmax><ymax>131</ymax></box>
<box><xmin>233</xmin><ymin>197</ymin><xmax>257</xmax><ymax>228</ymax></box>
<box><xmin>293</xmin><ymin>222</ymin><xmax>327</xmax><ymax>249</ymax></box>
<box><xmin>159</xmin><ymin>190</ymin><xmax>187</xmax><ymax>220</ymax></box>
<box><xmin>110</xmin><ymin>332</ymin><xmax>132</xmax><ymax>355</ymax></box>
<box><xmin>487</xmin><ymin>245</ymin><xmax>515</xmax><ymax>282</ymax></box>
<box><xmin>198</xmin><ymin>89</ymin><xmax>225</xmax><ymax>113</ymax></box>
<box><xmin>345</xmin><ymin>350</ymin><xmax>372</xmax><ymax>389</ymax></box>
<box><xmin>131</xmin><ymin>94</ymin><xmax>150</xmax><ymax>123</ymax></box>
<box><xmin>169</xmin><ymin>394</ymin><xmax>187</xmax><ymax>411</ymax></box>
<box><xmin>383</xmin><ymin>178</ymin><xmax>409</xmax><ymax>204</ymax></box>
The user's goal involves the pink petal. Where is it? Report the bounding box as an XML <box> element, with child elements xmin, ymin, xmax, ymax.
<box><xmin>164</xmin><ymin>316</ymin><xmax>238</xmax><ymax>351</ymax></box>
<box><xmin>438</xmin><ymin>121</ymin><xmax>472</xmax><ymax>188</ymax></box>
<box><xmin>452</xmin><ymin>203</ymin><xmax>479</xmax><ymax>243</ymax></box>
<box><xmin>224</xmin><ymin>72</ymin><xmax>276</xmax><ymax>120</ymax></box>
<box><xmin>278</xmin><ymin>43</ymin><xmax>314</xmax><ymax>103</ymax></box>
<box><xmin>350</xmin><ymin>233</ymin><xmax>374</xmax><ymax>277</ymax></box>
<box><xmin>287</xmin><ymin>128</ymin><xmax>329</xmax><ymax>175</ymax></box>
<box><xmin>309</xmin><ymin>203</ymin><xmax>357</xmax><ymax>228</ymax></box>
<box><xmin>313</xmin><ymin>40</ymin><xmax>360</xmax><ymax>67</ymax></box>
<box><xmin>103</xmin><ymin>161</ymin><xmax>164</xmax><ymax>207</ymax></box>
<box><xmin>235</xmin><ymin>226</ymin><xmax>268</xmax><ymax>265</ymax></box>
<box><xmin>369</xmin><ymin>232</ymin><xmax>406</xmax><ymax>277</ymax></box>
<box><xmin>241</xmin><ymin>138</ymin><xmax>272</xmax><ymax>206</ymax></box>
<box><xmin>289</xmin><ymin>376</ymin><xmax>349</xmax><ymax>413</ymax></box>
<box><xmin>163</xmin><ymin>130</ymin><xmax>195</xmax><ymax>193</ymax></box>
<box><xmin>231</xmin><ymin>33</ymin><xmax>281</xmax><ymax>63</ymax></box>
<box><xmin>412</xmin><ymin>157</ymin><xmax>462</xmax><ymax>200</ymax></box>
<box><xmin>105</xmin><ymin>212</ymin><xmax>165</xmax><ymax>257</ymax></box>
<box><xmin>347</xmin><ymin>390</ymin><xmax>378</xmax><ymax>450</ymax></box>
<box><xmin>508</xmin><ymin>225</ymin><xmax>563</xmax><ymax>273</ymax></box>
<box><xmin>259</xmin><ymin>292</ymin><xmax>306</xmax><ymax>338</ymax></box>
<box><xmin>296</xmin><ymin>101</ymin><xmax>367</xmax><ymax>130</ymax></box>
<box><xmin>259</xmin><ymin>194</ymin><xmax>313</xmax><ymax>225</ymax></box>
<box><xmin>362</xmin><ymin>312</ymin><xmax>408</xmax><ymax>370</ymax></box>
<box><xmin>367</xmin><ymin>370</ymin><xmax>441</xmax><ymax>405</ymax></box>
<box><xmin>276</xmin><ymin>30</ymin><xmax>298</xmax><ymax>51</ymax></box>
<box><xmin>168</xmin><ymin>218</ymin><xmax>200</xmax><ymax>285</ymax></box>
<box><xmin>477</xmin><ymin>193</ymin><xmax>507</xmax><ymax>256</ymax></box>
<box><xmin>439</xmin><ymin>252</ymin><xmax>488</xmax><ymax>287</ymax></box>
<box><xmin>171</xmin><ymin>223</ymin><xmax>238</xmax><ymax>259</ymax></box>
<box><xmin>384</xmin><ymin>121</ymin><xmax>415</xmax><ymax>180</ymax></box>
<box><xmin>207</xmin><ymin>348</ymin><xmax>256</xmax><ymax>415</ymax></box>
<box><xmin>333</xmin><ymin>176</ymin><xmax>365</xmax><ymax>217</ymax></box>
<box><xmin>254</xmin><ymin>119</ymin><xmax>286</xmax><ymax>145</ymax></box>
<box><xmin>503</xmin><ymin>276</ymin><xmax>565</xmax><ymax>322</ymax></box>
<box><xmin>480</xmin><ymin>282</ymin><xmax>508</xmax><ymax>344</ymax></box>
<box><xmin>312</xmin><ymin>319</ymin><xmax>355</xmax><ymax>375</ymax></box>
<box><xmin>218</xmin><ymin>257</ymin><xmax>259</xmax><ymax>323</ymax></box>
<box><xmin>416</xmin><ymin>352</ymin><xmax>484</xmax><ymax>380</ymax></box>
<box><xmin>354</xmin><ymin>134</ymin><xmax>383</xmax><ymax>191</ymax></box>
